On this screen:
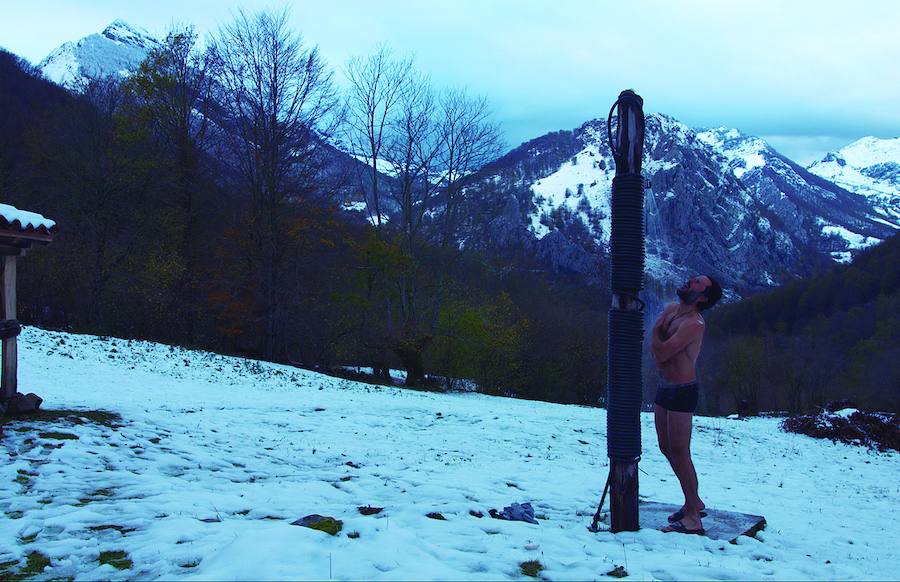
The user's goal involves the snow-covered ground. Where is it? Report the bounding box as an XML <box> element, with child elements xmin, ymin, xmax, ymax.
<box><xmin>2</xmin><ymin>327</ymin><xmax>898</xmax><ymax>580</ymax></box>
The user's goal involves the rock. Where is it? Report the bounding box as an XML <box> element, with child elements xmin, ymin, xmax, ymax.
<box><xmin>6</xmin><ymin>392</ymin><xmax>43</xmax><ymax>414</ymax></box>
<box><xmin>426</xmin><ymin>512</ymin><xmax>446</xmax><ymax>520</ymax></box>
<box><xmin>291</xmin><ymin>514</ymin><xmax>343</xmax><ymax>535</ymax></box>
<box><xmin>606</xmin><ymin>565</ymin><xmax>628</xmax><ymax>578</ymax></box>
<box><xmin>358</xmin><ymin>505</ymin><xmax>383</xmax><ymax>516</ymax></box>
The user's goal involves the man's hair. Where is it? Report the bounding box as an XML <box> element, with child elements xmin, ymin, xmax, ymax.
<box><xmin>700</xmin><ymin>275</ymin><xmax>723</xmax><ymax>311</ymax></box>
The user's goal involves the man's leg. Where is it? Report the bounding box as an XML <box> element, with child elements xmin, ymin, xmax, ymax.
<box><xmin>664</xmin><ymin>410</ymin><xmax>704</xmax><ymax>530</ymax></box>
<box><xmin>654</xmin><ymin>403</ymin><xmax>672</xmax><ymax>465</ymax></box>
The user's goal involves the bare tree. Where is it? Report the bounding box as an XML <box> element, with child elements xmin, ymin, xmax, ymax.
<box><xmin>344</xmin><ymin>46</ymin><xmax>413</xmax><ymax>229</ymax></box>
<box><xmin>427</xmin><ymin>88</ymin><xmax>503</xmax><ymax>331</ymax></box>
<box><xmin>433</xmin><ymin>88</ymin><xmax>504</xmax><ymax>247</ymax></box>
<box><xmin>384</xmin><ymin>72</ymin><xmax>442</xmax><ymax>254</ymax></box>
<box><xmin>211</xmin><ymin>8</ymin><xmax>339</xmax><ymax>360</ymax></box>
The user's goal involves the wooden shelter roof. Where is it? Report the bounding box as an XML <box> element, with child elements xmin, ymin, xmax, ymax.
<box><xmin>0</xmin><ymin>203</ymin><xmax>57</xmax><ymax>247</ymax></box>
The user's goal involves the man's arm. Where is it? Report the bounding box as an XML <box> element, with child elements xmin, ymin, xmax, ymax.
<box><xmin>650</xmin><ymin>303</ymin><xmax>677</xmax><ymax>361</ymax></box>
<box><xmin>652</xmin><ymin>319</ymin><xmax>704</xmax><ymax>364</ymax></box>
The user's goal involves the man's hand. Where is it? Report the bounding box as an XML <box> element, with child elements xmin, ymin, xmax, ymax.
<box><xmin>652</xmin><ymin>318</ymin><xmax>704</xmax><ymax>365</ymax></box>
<box><xmin>652</xmin><ymin>303</ymin><xmax>677</xmax><ymax>340</ymax></box>
<box><xmin>650</xmin><ymin>304</ymin><xmax>677</xmax><ymax>362</ymax></box>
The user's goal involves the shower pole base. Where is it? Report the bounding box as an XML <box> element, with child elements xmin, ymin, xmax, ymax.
<box><xmin>609</xmin><ymin>458</ymin><xmax>639</xmax><ymax>533</ymax></box>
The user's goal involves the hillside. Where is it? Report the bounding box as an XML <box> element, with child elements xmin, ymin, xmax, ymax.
<box><xmin>1</xmin><ymin>326</ymin><xmax>898</xmax><ymax>579</ymax></box>
<box><xmin>700</xmin><ymin>233</ymin><xmax>900</xmax><ymax>414</ymax></box>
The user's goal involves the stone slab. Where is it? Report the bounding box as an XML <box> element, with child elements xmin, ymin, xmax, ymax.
<box><xmin>639</xmin><ymin>501</ymin><xmax>766</xmax><ymax>542</ymax></box>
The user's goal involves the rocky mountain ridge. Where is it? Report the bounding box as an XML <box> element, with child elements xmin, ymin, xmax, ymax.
<box><xmin>458</xmin><ymin>115</ymin><xmax>897</xmax><ymax>293</ymax></box>
<box><xmin>34</xmin><ymin>20</ymin><xmax>900</xmax><ymax>295</ymax></box>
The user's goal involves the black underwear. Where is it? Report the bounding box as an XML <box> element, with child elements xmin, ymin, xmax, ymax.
<box><xmin>654</xmin><ymin>380</ymin><xmax>699</xmax><ymax>413</ymax></box>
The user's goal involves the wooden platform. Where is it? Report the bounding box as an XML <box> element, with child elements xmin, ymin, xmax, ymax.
<box><xmin>639</xmin><ymin>501</ymin><xmax>766</xmax><ymax>542</ymax></box>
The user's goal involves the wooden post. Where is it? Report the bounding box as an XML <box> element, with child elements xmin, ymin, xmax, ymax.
<box><xmin>610</xmin><ymin>459</ymin><xmax>639</xmax><ymax>532</ymax></box>
<box><xmin>1</xmin><ymin>255</ymin><xmax>17</xmax><ymax>401</ymax></box>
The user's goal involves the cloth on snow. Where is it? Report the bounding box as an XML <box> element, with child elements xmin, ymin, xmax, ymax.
<box><xmin>489</xmin><ymin>502</ymin><xmax>538</xmax><ymax>524</ymax></box>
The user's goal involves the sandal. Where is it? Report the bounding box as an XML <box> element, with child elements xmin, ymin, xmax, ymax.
<box><xmin>662</xmin><ymin>519</ymin><xmax>705</xmax><ymax>535</ymax></box>
<box><xmin>668</xmin><ymin>508</ymin><xmax>708</xmax><ymax>522</ymax></box>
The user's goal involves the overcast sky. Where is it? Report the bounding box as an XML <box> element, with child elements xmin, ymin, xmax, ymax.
<box><xmin>2</xmin><ymin>0</ymin><xmax>899</xmax><ymax>164</ymax></box>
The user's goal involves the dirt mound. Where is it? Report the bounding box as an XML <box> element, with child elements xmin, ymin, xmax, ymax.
<box><xmin>782</xmin><ymin>404</ymin><xmax>900</xmax><ymax>452</ymax></box>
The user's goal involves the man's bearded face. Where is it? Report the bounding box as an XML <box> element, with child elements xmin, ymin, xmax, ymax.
<box><xmin>677</xmin><ymin>276</ymin><xmax>710</xmax><ymax>306</ymax></box>
<box><xmin>677</xmin><ymin>287</ymin><xmax>704</xmax><ymax>304</ymax></box>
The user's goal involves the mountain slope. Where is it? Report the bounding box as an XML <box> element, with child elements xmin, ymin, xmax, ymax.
<box><xmin>807</xmin><ymin>136</ymin><xmax>900</xmax><ymax>224</ymax></box>
<box><xmin>38</xmin><ymin>20</ymin><xmax>159</xmax><ymax>87</ymax></box>
<box><xmin>459</xmin><ymin>115</ymin><xmax>897</xmax><ymax>292</ymax></box>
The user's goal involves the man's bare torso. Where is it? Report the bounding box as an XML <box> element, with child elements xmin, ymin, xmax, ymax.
<box><xmin>656</xmin><ymin>302</ymin><xmax>704</xmax><ymax>384</ymax></box>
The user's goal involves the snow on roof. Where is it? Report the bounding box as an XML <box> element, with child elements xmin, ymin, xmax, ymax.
<box><xmin>0</xmin><ymin>203</ymin><xmax>57</xmax><ymax>235</ymax></box>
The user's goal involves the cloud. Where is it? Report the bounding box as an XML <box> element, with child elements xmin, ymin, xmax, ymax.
<box><xmin>761</xmin><ymin>135</ymin><xmax>856</xmax><ymax>166</ymax></box>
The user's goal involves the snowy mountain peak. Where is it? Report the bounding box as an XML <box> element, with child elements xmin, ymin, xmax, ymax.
<box><xmin>807</xmin><ymin>136</ymin><xmax>900</xmax><ymax>223</ymax></box>
<box><xmin>830</xmin><ymin>136</ymin><xmax>900</xmax><ymax>168</ymax></box>
<box><xmin>695</xmin><ymin>126</ymin><xmax>771</xmax><ymax>179</ymax></box>
<box><xmin>100</xmin><ymin>20</ymin><xmax>157</xmax><ymax>49</ymax></box>
<box><xmin>462</xmin><ymin>112</ymin><xmax>896</xmax><ymax>291</ymax></box>
<box><xmin>39</xmin><ymin>20</ymin><xmax>160</xmax><ymax>88</ymax></box>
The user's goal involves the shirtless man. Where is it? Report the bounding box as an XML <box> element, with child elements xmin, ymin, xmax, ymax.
<box><xmin>651</xmin><ymin>274</ymin><xmax>722</xmax><ymax>535</ymax></box>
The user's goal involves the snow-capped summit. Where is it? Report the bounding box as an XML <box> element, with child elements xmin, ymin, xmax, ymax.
<box><xmin>38</xmin><ymin>20</ymin><xmax>160</xmax><ymax>88</ymax></box>
<box><xmin>457</xmin><ymin>113</ymin><xmax>897</xmax><ymax>291</ymax></box>
<box><xmin>695</xmin><ymin>126</ymin><xmax>769</xmax><ymax>179</ymax></box>
<box><xmin>807</xmin><ymin>136</ymin><xmax>900</xmax><ymax>222</ymax></box>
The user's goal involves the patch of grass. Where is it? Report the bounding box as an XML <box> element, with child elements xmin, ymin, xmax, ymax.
<box><xmin>14</xmin><ymin>475</ymin><xmax>30</xmax><ymax>485</ymax></box>
<box><xmin>19</xmin><ymin>551</ymin><xmax>51</xmax><ymax>577</ymax></box>
<box><xmin>0</xmin><ymin>560</ymin><xmax>19</xmax><ymax>579</ymax></box>
<box><xmin>76</xmin><ymin>488</ymin><xmax>115</xmax><ymax>506</ymax></box>
<box><xmin>37</xmin><ymin>431</ymin><xmax>78</xmax><ymax>440</ymax></box>
<box><xmin>520</xmin><ymin>560</ymin><xmax>544</xmax><ymax>578</ymax></box>
<box><xmin>340</xmin><ymin>475</ymin><xmax>353</xmax><ymax>482</ymax></box>
<box><xmin>37</xmin><ymin>498</ymin><xmax>53</xmax><ymax>505</ymax></box>
<box><xmin>0</xmin><ymin>409</ymin><xmax>122</xmax><ymax>429</ymax></box>
<box><xmin>606</xmin><ymin>565</ymin><xmax>628</xmax><ymax>578</ymax></box>
<box><xmin>88</xmin><ymin>524</ymin><xmax>135</xmax><ymax>535</ymax></box>
<box><xmin>19</xmin><ymin>532</ymin><xmax>38</xmax><ymax>543</ymax></box>
<box><xmin>301</xmin><ymin>517</ymin><xmax>343</xmax><ymax>536</ymax></box>
<box><xmin>5</xmin><ymin>510</ymin><xmax>24</xmax><ymax>519</ymax></box>
<box><xmin>98</xmin><ymin>550</ymin><xmax>132</xmax><ymax>570</ymax></box>
<box><xmin>180</xmin><ymin>560</ymin><xmax>200</xmax><ymax>568</ymax></box>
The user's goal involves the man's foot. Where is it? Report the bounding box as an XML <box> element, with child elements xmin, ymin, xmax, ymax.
<box><xmin>668</xmin><ymin>505</ymin><xmax>707</xmax><ymax>522</ymax></box>
<box><xmin>661</xmin><ymin>519</ymin><xmax>705</xmax><ymax>535</ymax></box>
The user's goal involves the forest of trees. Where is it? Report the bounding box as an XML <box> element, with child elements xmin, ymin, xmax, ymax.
<box><xmin>0</xmin><ymin>11</ymin><xmax>609</xmax><ymax>406</ymax></box>
<box><xmin>1</xmin><ymin>9</ymin><xmax>896</xmax><ymax>415</ymax></box>
<box><xmin>699</xmin><ymin>233</ymin><xmax>900</xmax><ymax>414</ymax></box>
